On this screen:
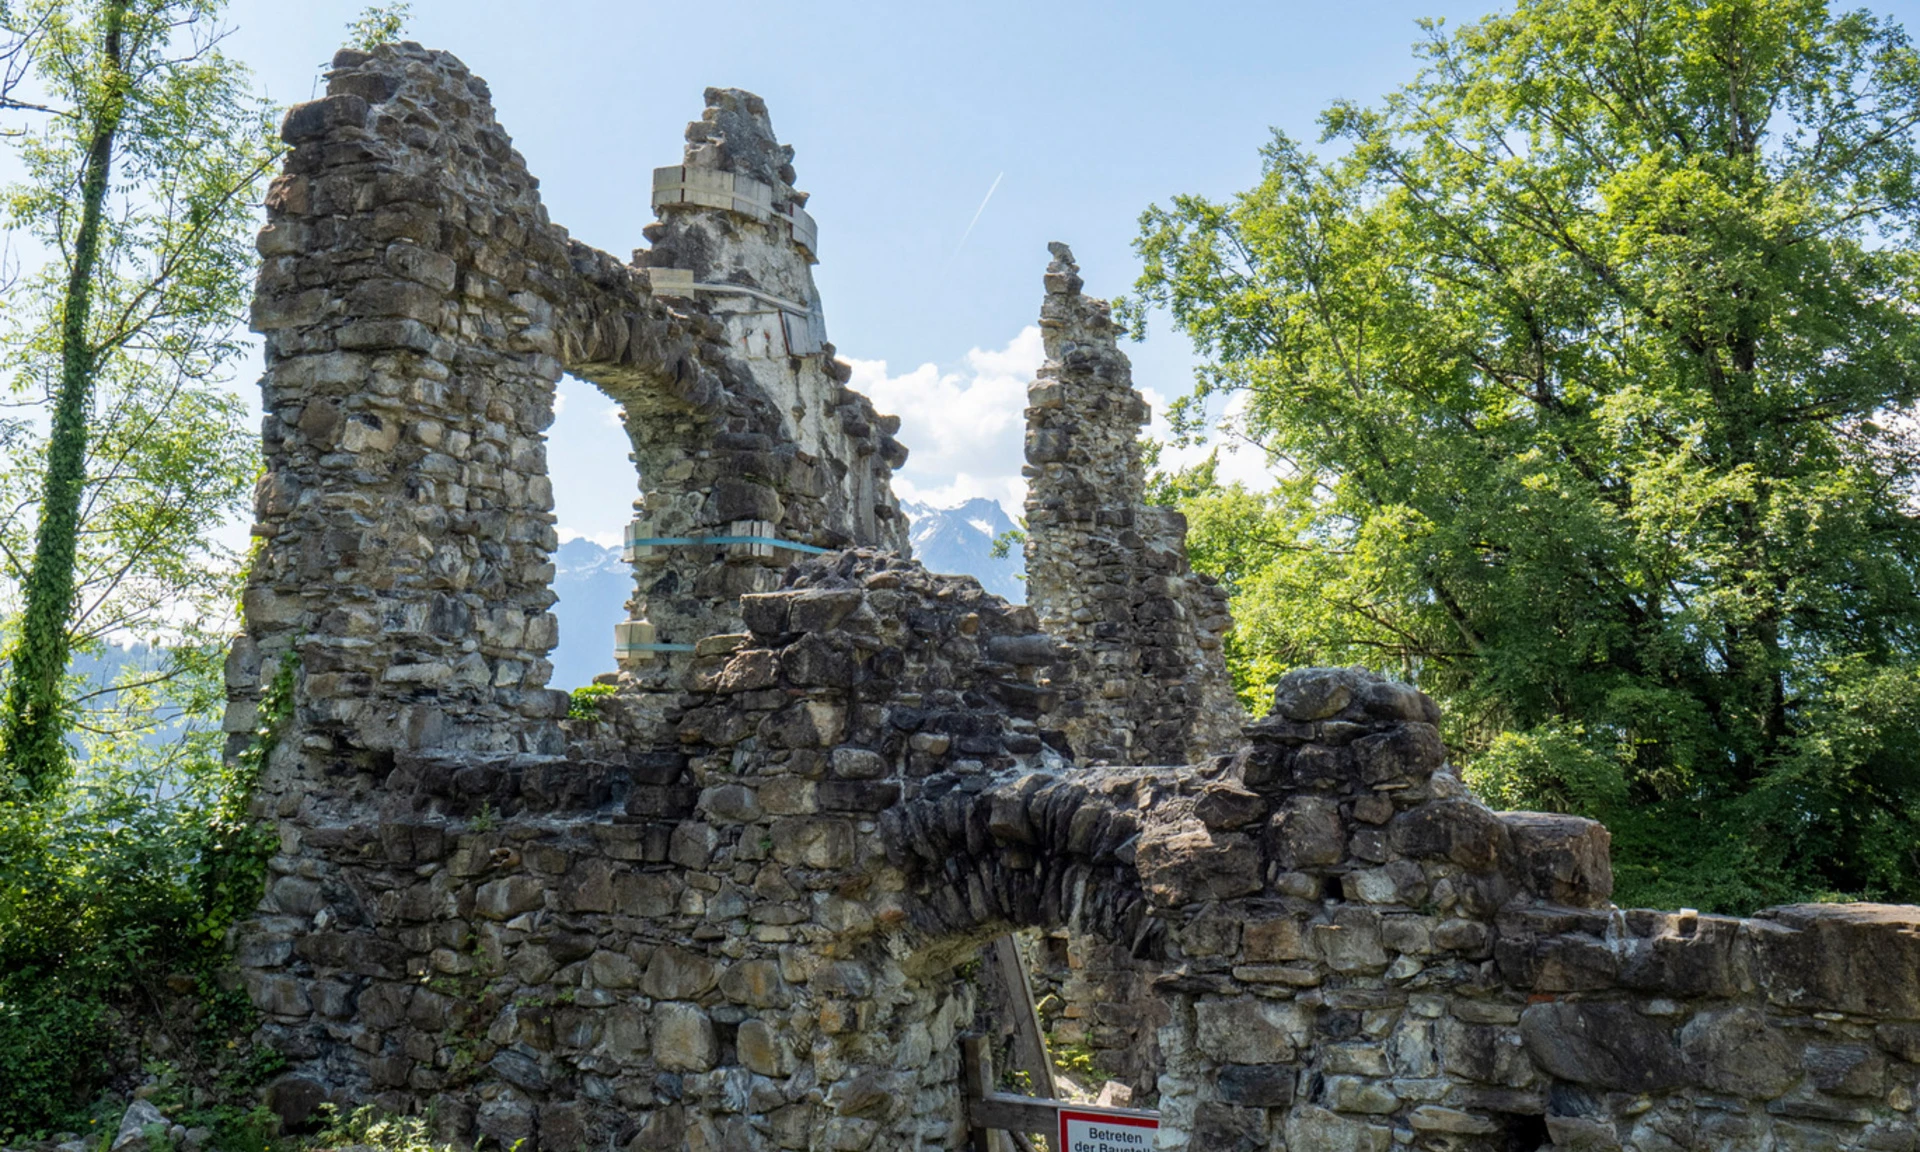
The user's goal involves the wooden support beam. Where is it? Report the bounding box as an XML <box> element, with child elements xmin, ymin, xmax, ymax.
<box><xmin>990</xmin><ymin>933</ymin><xmax>1057</xmax><ymax>1100</ymax></box>
<box><xmin>962</xmin><ymin>1033</ymin><xmax>994</xmax><ymax>1152</ymax></box>
<box><xmin>968</xmin><ymin>1091</ymin><xmax>1061</xmax><ymax>1135</ymax></box>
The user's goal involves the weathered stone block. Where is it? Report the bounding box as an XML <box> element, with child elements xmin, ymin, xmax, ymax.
<box><xmin>1194</xmin><ymin>782</ymin><xmax>1266</xmax><ymax>829</ymax></box>
<box><xmin>1137</xmin><ymin>820</ymin><xmax>1261</xmax><ymax>905</ymax></box>
<box><xmin>1190</xmin><ymin>1102</ymin><xmax>1265</xmax><ymax>1151</ymax></box>
<box><xmin>1244</xmin><ymin>917</ymin><xmax>1314</xmax><ymax>963</ymax></box>
<box><xmin>1195</xmin><ymin>997</ymin><xmax>1305</xmax><ymax>1063</ymax></box>
<box><xmin>1271</xmin><ymin>667</ymin><xmax>1364</xmax><ymax>721</ymax></box>
<box><xmin>1283</xmin><ymin>1104</ymin><xmax>1390</xmax><ymax>1152</ymax></box>
<box><xmin>785</xmin><ymin>588</ymin><xmax>864</xmax><ymax>633</ymax></box>
<box><xmin>719</xmin><ymin>959</ymin><xmax>791</xmax><ymax>1007</ymax></box>
<box><xmin>649</xmin><ymin>1002</ymin><xmax>716</xmax><ymax>1072</ymax></box>
<box><xmin>1804</xmin><ymin>1044</ymin><xmax>1886</xmax><ymax>1097</ymax></box>
<box><xmin>738</xmin><ymin>1017</ymin><xmax>794</xmax><ymax>1077</ymax></box>
<box><xmin>770</xmin><ymin>817</ymin><xmax>855</xmax><ymax>869</ymax></box>
<box><xmin>1390</xmin><ymin>799</ymin><xmax>1507</xmax><ymax>871</ymax></box>
<box><xmin>1751</xmin><ymin>904</ymin><xmax>1920</xmax><ymax>1017</ymax></box>
<box><xmin>1502</xmin><ymin>811</ymin><xmax>1613</xmax><ymax>907</ymax></box>
<box><xmin>473</xmin><ymin>876</ymin><xmax>545</xmax><ymax>920</ymax></box>
<box><xmin>1316</xmin><ymin>908</ymin><xmax>1389</xmax><ymax>973</ymax></box>
<box><xmin>1350</xmin><ymin>722</ymin><xmax>1445</xmax><ymax>784</ymax></box>
<box><xmin>281</xmin><ymin>93</ymin><xmax>369</xmax><ymax>142</ymax></box>
<box><xmin>1680</xmin><ymin>1007</ymin><xmax>1802</xmax><ymax>1099</ymax></box>
<box><xmin>642</xmin><ymin>945</ymin><xmax>719</xmax><ymax>1000</ymax></box>
<box><xmin>1520</xmin><ymin>1002</ymin><xmax>1686</xmax><ymax>1093</ymax></box>
<box><xmin>588</xmin><ymin>949</ymin><xmax>641</xmax><ymax>989</ymax></box>
<box><xmin>1214</xmin><ymin>1063</ymin><xmax>1297</xmax><ymax>1107</ymax></box>
<box><xmin>1267</xmin><ymin>795</ymin><xmax>1345</xmax><ymax>869</ymax></box>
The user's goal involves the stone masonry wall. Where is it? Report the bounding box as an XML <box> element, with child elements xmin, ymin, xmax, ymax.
<box><xmin>1022</xmin><ymin>243</ymin><xmax>1241</xmax><ymax>766</ymax></box>
<box><xmin>232</xmin><ymin>40</ymin><xmax>1920</xmax><ymax>1152</ymax></box>
<box><xmin>230</xmin><ymin>43</ymin><xmax>910</xmax><ymax>780</ymax></box>
<box><xmin>242</xmin><ymin>574</ymin><xmax>1920</xmax><ymax>1151</ymax></box>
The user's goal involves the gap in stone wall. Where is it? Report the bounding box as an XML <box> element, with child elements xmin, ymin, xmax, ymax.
<box><xmin>546</xmin><ymin>374</ymin><xmax>639</xmax><ymax>692</ymax></box>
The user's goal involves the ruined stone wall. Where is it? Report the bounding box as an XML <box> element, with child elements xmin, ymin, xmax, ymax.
<box><xmin>243</xmin><ymin>569</ymin><xmax>1920</xmax><ymax>1151</ymax></box>
<box><xmin>1022</xmin><ymin>243</ymin><xmax>1241</xmax><ymax>765</ymax></box>
<box><xmin>236</xmin><ymin>551</ymin><xmax>1079</xmax><ymax>1149</ymax></box>
<box><xmin>232</xmin><ymin>41</ymin><xmax>1920</xmax><ymax>1152</ymax></box>
<box><xmin>229</xmin><ymin>44</ymin><xmax>908</xmax><ymax>770</ymax></box>
<box><xmin>1017</xmin><ymin>244</ymin><xmax>1243</xmax><ymax>1087</ymax></box>
<box><xmin>1025</xmin><ymin>926</ymin><xmax>1169</xmax><ymax>1099</ymax></box>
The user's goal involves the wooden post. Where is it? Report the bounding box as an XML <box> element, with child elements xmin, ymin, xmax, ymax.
<box><xmin>962</xmin><ymin>1033</ymin><xmax>994</xmax><ymax>1152</ymax></box>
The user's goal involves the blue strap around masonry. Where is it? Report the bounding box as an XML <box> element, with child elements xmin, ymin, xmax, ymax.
<box><xmin>617</xmin><ymin>642</ymin><xmax>698</xmax><ymax>652</ymax></box>
<box><xmin>629</xmin><ymin>534</ymin><xmax>833</xmax><ymax>555</ymax></box>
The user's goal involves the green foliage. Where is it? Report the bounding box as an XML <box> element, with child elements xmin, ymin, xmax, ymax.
<box><xmin>988</xmin><ymin>521</ymin><xmax>1026</xmax><ymax>562</ymax></box>
<box><xmin>1051</xmin><ymin>1040</ymin><xmax>1108</xmax><ymax>1085</ymax></box>
<box><xmin>0</xmin><ymin>0</ymin><xmax>281</xmax><ymax>1133</ymax></box>
<box><xmin>567</xmin><ymin>682</ymin><xmax>616</xmax><ymax>721</ymax></box>
<box><xmin>0</xmin><ymin>0</ymin><xmax>276</xmax><ymax>794</ymax></box>
<box><xmin>109</xmin><ymin>1061</ymin><xmax>289</xmax><ymax>1152</ymax></box>
<box><xmin>1135</xmin><ymin>0</ymin><xmax>1920</xmax><ymax>910</ymax></box>
<box><xmin>343</xmin><ymin>3</ymin><xmax>410</xmax><ymax>52</ymax></box>
<box><xmin>0</xmin><ymin>764</ymin><xmax>215</xmax><ymax>1122</ymax></box>
<box><xmin>1146</xmin><ymin>453</ymin><xmax>1301</xmax><ymax>713</ymax></box>
<box><xmin>2</xmin><ymin>0</ymin><xmax>133</xmax><ymax>794</ymax></box>
<box><xmin>0</xmin><ymin>644</ymin><xmax>297</xmax><ymax>1129</ymax></box>
<box><xmin>1466</xmin><ymin>724</ymin><xmax>1631</xmax><ymax>818</ymax></box>
<box><xmin>192</xmin><ymin>646</ymin><xmax>296</xmax><ymax>945</ymax></box>
<box><xmin>314</xmin><ymin>1106</ymin><xmax>439</xmax><ymax>1152</ymax></box>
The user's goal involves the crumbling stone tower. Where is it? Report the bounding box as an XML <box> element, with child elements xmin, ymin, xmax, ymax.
<box><xmin>623</xmin><ymin>89</ymin><xmax>909</xmax><ymax>683</ymax></box>
<box><xmin>1022</xmin><ymin>243</ymin><xmax>1242</xmax><ymax>764</ymax></box>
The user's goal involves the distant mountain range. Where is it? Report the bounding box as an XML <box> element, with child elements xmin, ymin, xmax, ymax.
<box><xmin>547</xmin><ymin>499</ymin><xmax>1026</xmax><ymax>691</ymax></box>
<box><xmin>899</xmin><ymin>497</ymin><xmax>1025</xmax><ymax>602</ymax></box>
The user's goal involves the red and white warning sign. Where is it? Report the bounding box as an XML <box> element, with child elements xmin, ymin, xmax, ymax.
<box><xmin>1058</xmin><ymin>1107</ymin><xmax>1160</xmax><ymax>1152</ymax></box>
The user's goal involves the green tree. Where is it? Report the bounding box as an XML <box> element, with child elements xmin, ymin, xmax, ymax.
<box><xmin>1132</xmin><ymin>0</ymin><xmax>1920</xmax><ymax>910</ymax></box>
<box><xmin>0</xmin><ymin>0</ymin><xmax>274</xmax><ymax>796</ymax></box>
<box><xmin>343</xmin><ymin>2</ymin><xmax>410</xmax><ymax>51</ymax></box>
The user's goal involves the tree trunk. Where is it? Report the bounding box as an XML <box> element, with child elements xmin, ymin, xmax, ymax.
<box><xmin>3</xmin><ymin>0</ymin><xmax>131</xmax><ymax>798</ymax></box>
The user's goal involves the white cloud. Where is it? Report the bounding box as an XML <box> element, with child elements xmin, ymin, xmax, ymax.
<box><xmin>854</xmin><ymin>326</ymin><xmax>1279</xmax><ymax>519</ymax></box>
<box><xmin>1139</xmin><ymin>386</ymin><xmax>1277</xmax><ymax>489</ymax></box>
<box><xmin>550</xmin><ymin>377</ymin><xmax>641</xmax><ymax>546</ymax></box>
<box><xmin>849</xmin><ymin>325</ymin><xmax>1044</xmax><ymax>519</ymax></box>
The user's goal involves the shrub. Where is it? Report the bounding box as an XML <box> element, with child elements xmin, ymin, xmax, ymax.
<box><xmin>567</xmin><ymin>683</ymin><xmax>617</xmax><ymax>722</ymax></box>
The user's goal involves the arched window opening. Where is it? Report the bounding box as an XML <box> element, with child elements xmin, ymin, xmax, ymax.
<box><xmin>546</xmin><ymin>373</ymin><xmax>640</xmax><ymax>693</ymax></box>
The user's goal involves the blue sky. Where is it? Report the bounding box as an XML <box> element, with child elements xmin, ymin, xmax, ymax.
<box><xmin>214</xmin><ymin>0</ymin><xmax>1920</xmax><ymax>542</ymax></box>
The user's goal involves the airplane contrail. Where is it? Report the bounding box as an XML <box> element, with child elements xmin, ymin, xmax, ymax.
<box><xmin>949</xmin><ymin>171</ymin><xmax>1005</xmax><ymax>262</ymax></box>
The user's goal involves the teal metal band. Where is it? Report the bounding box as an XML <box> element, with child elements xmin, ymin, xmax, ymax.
<box><xmin>617</xmin><ymin>642</ymin><xmax>698</xmax><ymax>653</ymax></box>
<box><xmin>628</xmin><ymin>535</ymin><xmax>833</xmax><ymax>555</ymax></box>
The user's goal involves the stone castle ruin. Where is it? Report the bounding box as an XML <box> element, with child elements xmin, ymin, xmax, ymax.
<box><xmin>229</xmin><ymin>42</ymin><xmax>1920</xmax><ymax>1152</ymax></box>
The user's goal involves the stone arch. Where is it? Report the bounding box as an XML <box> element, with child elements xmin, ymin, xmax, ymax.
<box><xmin>230</xmin><ymin>45</ymin><xmax>909</xmax><ymax>771</ymax></box>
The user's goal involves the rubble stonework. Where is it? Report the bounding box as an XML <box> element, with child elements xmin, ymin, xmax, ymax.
<box><xmin>1022</xmin><ymin>243</ymin><xmax>1242</xmax><ymax>765</ymax></box>
<box><xmin>229</xmin><ymin>41</ymin><xmax>1920</xmax><ymax>1152</ymax></box>
<box><xmin>232</xmin><ymin>43</ymin><xmax>908</xmax><ymax>772</ymax></box>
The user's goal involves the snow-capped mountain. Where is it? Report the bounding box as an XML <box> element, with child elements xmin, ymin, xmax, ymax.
<box><xmin>546</xmin><ymin>499</ymin><xmax>1026</xmax><ymax>689</ymax></box>
<box><xmin>549</xmin><ymin>535</ymin><xmax>632</xmax><ymax>691</ymax></box>
<box><xmin>901</xmin><ymin>497</ymin><xmax>1025</xmax><ymax>602</ymax></box>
